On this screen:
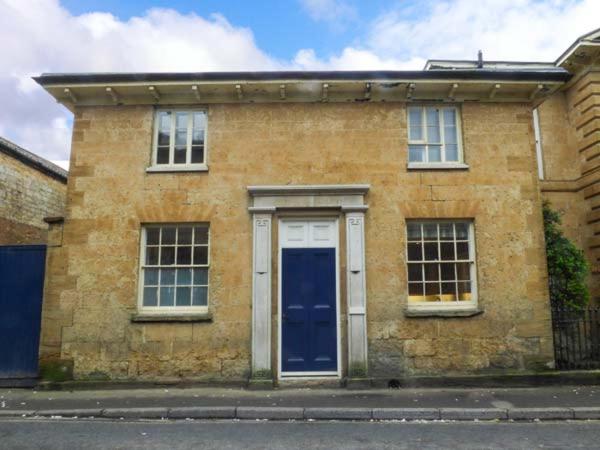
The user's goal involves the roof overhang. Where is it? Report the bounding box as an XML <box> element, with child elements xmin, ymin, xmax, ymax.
<box><xmin>34</xmin><ymin>70</ymin><xmax>571</xmax><ymax>111</ymax></box>
<box><xmin>556</xmin><ymin>28</ymin><xmax>600</xmax><ymax>85</ymax></box>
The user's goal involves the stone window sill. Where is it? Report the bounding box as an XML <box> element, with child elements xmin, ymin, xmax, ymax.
<box><xmin>404</xmin><ymin>307</ymin><xmax>483</xmax><ymax>318</ymax></box>
<box><xmin>407</xmin><ymin>162</ymin><xmax>469</xmax><ymax>170</ymax></box>
<box><xmin>131</xmin><ymin>312</ymin><xmax>213</xmax><ymax>323</ymax></box>
<box><xmin>146</xmin><ymin>164</ymin><xmax>208</xmax><ymax>173</ymax></box>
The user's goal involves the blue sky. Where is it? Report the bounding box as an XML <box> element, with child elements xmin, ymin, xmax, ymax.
<box><xmin>60</xmin><ymin>0</ymin><xmax>401</xmax><ymax>60</ymax></box>
<box><xmin>1</xmin><ymin>0</ymin><xmax>599</xmax><ymax>166</ymax></box>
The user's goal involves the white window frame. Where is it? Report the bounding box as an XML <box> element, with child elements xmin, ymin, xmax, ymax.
<box><xmin>137</xmin><ymin>224</ymin><xmax>210</xmax><ymax>315</ymax></box>
<box><xmin>405</xmin><ymin>220</ymin><xmax>478</xmax><ymax>312</ymax></box>
<box><xmin>148</xmin><ymin>108</ymin><xmax>208</xmax><ymax>172</ymax></box>
<box><xmin>407</xmin><ymin>105</ymin><xmax>467</xmax><ymax>169</ymax></box>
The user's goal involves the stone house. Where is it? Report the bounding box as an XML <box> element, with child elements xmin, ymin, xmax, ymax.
<box><xmin>32</xmin><ymin>28</ymin><xmax>600</xmax><ymax>384</ymax></box>
<box><xmin>0</xmin><ymin>136</ymin><xmax>67</xmax><ymax>245</ymax></box>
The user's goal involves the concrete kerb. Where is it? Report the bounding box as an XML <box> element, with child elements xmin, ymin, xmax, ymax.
<box><xmin>0</xmin><ymin>407</ymin><xmax>597</xmax><ymax>421</ymax></box>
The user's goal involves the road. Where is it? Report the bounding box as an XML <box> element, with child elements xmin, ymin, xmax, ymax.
<box><xmin>0</xmin><ymin>418</ymin><xmax>599</xmax><ymax>449</ymax></box>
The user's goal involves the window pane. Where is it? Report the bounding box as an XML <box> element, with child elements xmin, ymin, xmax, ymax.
<box><xmin>445</xmin><ymin>144</ymin><xmax>458</xmax><ymax>162</ymax></box>
<box><xmin>444</xmin><ymin>126</ymin><xmax>457</xmax><ymax>144</ymax></box>
<box><xmin>191</xmin><ymin>146</ymin><xmax>204</xmax><ymax>164</ymax></box>
<box><xmin>192</xmin><ymin>287</ymin><xmax>208</xmax><ymax>306</ymax></box>
<box><xmin>177</xmin><ymin>227</ymin><xmax>192</xmax><ymax>245</ymax></box>
<box><xmin>174</xmin><ymin>146</ymin><xmax>186</xmax><ymax>164</ymax></box>
<box><xmin>160</xmin><ymin>268</ymin><xmax>175</xmax><ymax>285</ymax></box>
<box><xmin>456</xmin><ymin>223</ymin><xmax>469</xmax><ymax>239</ymax></box>
<box><xmin>159</xmin><ymin>112</ymin><xmax>171</xmax><ymax>130</ymax></box>
<box><xmin>408</xmin><ymin>283</ymin><xmax>423</xmax><ymax>298</ymax></box>
<box><xmin>408</xmin><ymin>107</ymin><xmax>422</xmax><ymax>126</ymax></box>
<box><xmin>157</xmin><ymin>146</ymin><xmax>169</xmax><ymax>164</ymax></box>
<box><xmin>158</xmin><ymin>131</ymin><xmax>170</xmax><ymax>146</ymax></box>
<box><xmin>162</xmin><ymin>227</ymin><xmax>176</xmax><ymax>245</ymax></box>
<box><xmin>193</xmin><ymin>246</ymin><xmax>208</xmax><ymax>265</ymax></box>
<box><xmin>441</xmin><ymin>282</ymin><xmax>457</xmax><ymax>301</ymax></box>
<box><xmin>456</xmin><ymin>242</ymin><xmax>470</xmax><ymax>260</ymax></box>
<box><xmin>440</xmin><ymin>242</ymin><xmax>455</xmax><ymax>260</ymax></box>
<box><xmin>424</xmin><ymin>264</ymin><xmax>439</xmax><ymax>281</ymax></box>
<box><xmin>407</xmin><ymin>222</ymin><xmax>421</xmax><ymax>241</ymax></box>
<box><xmin>439</xmin><ymin>223</ymin><xmax>454</xmax><ymax>240</ymax></box>
<box><xmin>407</xmin><ymin>263</ymin><xmax>423</xmax><ymax>282</ymax></box>
<box><xmin>458</xmin><ymin>281</ymin><xmax>472</xmax><ymax>301</ymax></box>
<box><xmin>160</xmin><ymin>287</ymin><xmax>175</xmax><ymax>306</ymax></box>
<box><xmin>193</xmin><ymin>268</ymin><xmax>209</xmax><ymax>285</ymax></box>
<box><xmin>146</xmin><ymin>228</ymin><xmax>160</xmax><ymax>245</ymax></box>
<box><xmin>160</xmin><ymin>246</ymin><xmax>175</xmax><ymax>265</ymax></box>
<box><xmin>176</xmin><ymin>287</ymin><xmax>191</xmax><ymax>306</ymax></box>
<box><xmin>177</xmin><ymin>246</ymin><xmax>192</xmax><ymax>264</ymax></box>
<box><xmin>193</xmin><ymin>112</ymin><xmax>206</xmax><ymax>130</ymax></box>
<box><xmin>194</xmin><ymin>226</ymin><xmax>209</xmax><ymax>244</ymax></box>
<box><xmin>143</xmin><ymin>287</ymin><xmax>158</xmax><ymax>306</ymax></box>
<box><xmin>440</xmin><ymin>263</ymin><xmax>455</xmax><ymax>281</ymax></box>
<box><xmin>176</xmin><ymin>112</ymin><xmax>188</xmax><ymax>129</ymax></box>
<box><xmin>144</xmin><ymin>268</ymin><xmax>159</xmax><ymax>286</ymax></box>
<box><xmin>177</xmin><ymin>268</ymin><xmax>192</xmax><ymax>286</ymax></box>
<box><xmin>409</xmin><ymin>145</ymin><xmax>425</xmax><ymax>162</ymax></box>
<box><xmin>407</xmin><ymin>242</ymin><xmax>422</xmax><ymax>261</ymax></box>
<box><xmin>175</xmin><ymin>130</ymin><xmax>187</xmax><ymax>147</ymax></box>
<box><xmin>146</xmin><ymin>247</ymin><xmax>159</xmax><ymax>265</ymax></box>
<box><xmin>426</xmin><ymin>108</ymin><xmax>440</xmax><ymax>142</ymax></box>
<box><xmin>424</xmin><ymin>242</ymin><xmax>438</xmax><ymax>261</ymax></box>
<box><xmin>425</xmin><ymin>283</ymin><xmax>440</xmax><ymax>296</ymax></box>
<box><xmin>423</xmin><ymin>224</ymin><xmax>438</xmax><ymax>241</ymax></box>
<box><xmin>443</xmin><ymin>109</ymin><xmax>456</xmax><ymax>126</ymax></box>
<box><xmin>428</xmin><ymin>145</ymin><xmax>441</xmax><ymax>162</ymax></box>
<box><xmin>192</xmin><ymin>129</ymin><xmax>204</xmax><ymax>146</ymax></box>
<box><xmin>456</xmin><ymin>263</ymin><xmax>471</xmax><ymax>281</ymax></box>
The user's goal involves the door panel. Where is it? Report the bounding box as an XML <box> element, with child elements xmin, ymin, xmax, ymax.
<box><xmin>281</xmin><ymin>247</ymin><xmax>337</xmax><ymax>373</ymax></box>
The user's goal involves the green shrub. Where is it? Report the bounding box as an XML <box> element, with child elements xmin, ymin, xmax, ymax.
<box><xmin>543</xmin><ymin>201</ymin><xmax>589</xmax><ymax>310</ymax></box>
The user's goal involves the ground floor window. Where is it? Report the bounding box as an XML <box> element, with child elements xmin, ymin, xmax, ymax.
<box><xmin>406</xmin><ymin>220</ymin><xmax>477</xmax><ymax>308</ymax></box>
<box><xmin>138</xmin><ymin>224</ymin><xmax>209</xmax><ymax>313</ymax></box>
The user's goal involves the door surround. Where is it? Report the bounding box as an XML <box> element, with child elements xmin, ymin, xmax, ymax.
<box><xmin>278</xmin><ymin>218</ymin><xmax>341</xmax><ymax>379</ymax></box>
<box><xmin>247</xmin><ymin>184</ymin><xmax>369</xmax><ymax>381</ymax></box>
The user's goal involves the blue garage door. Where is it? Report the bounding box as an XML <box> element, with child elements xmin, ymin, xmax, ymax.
<box><xmin>0</xmin><ymin>245</ymin><xmax>46</xmax><ymax>383</ymax></box>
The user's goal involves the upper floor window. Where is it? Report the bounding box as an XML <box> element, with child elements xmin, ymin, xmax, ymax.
<box><xmin>151</xmin><ymin>110</ymin><xmax>207</xmax><ymax>171</ymax></box>
<box><xmin>407</xmin><ymin>106</ymin><xmax>463</xmax><ymax>167</ymax></box>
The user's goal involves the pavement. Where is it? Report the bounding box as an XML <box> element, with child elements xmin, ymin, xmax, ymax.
<box><xmin>1</xmin><ymin>385</ymin><xmax>600</xmax><ymax>421</ymax></box>
<box><xmin>2</xmin><ymin>419</ymin><xmax>600</xmax><ymax>449</ymax></box>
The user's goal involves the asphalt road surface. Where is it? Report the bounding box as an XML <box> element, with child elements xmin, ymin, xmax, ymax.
<box><xmin>1</xmin><ymin>418</ymin><xmax>600</xmax><ymax>449</ymax></box>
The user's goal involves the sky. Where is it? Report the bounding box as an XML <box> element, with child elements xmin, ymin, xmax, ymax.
<box><xmin>1</xmin><ymin>0</ymin><xmax>600</xmax><ymax>169</ymax></box>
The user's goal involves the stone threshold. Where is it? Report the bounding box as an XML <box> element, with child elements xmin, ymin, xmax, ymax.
<box><xmin>2</xmin><ymin>406</ymin><xmax>599</xmax><ymax>421</ymax></box>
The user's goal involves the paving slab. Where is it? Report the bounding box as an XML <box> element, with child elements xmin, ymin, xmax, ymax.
<box><xmin>168</xmin><ymin>406</ymin><xmax>236</xmax><ymax>419</ymax></box>
<box><xmin>372</xmin><ymin>408</ymin><xmax>440</xmax><ymax>420</ymax></box>
<box><xmin>508</xmin><ymin>407</ymin><xmax>574</xmax><ymax>420</ymax></box>
<box><xmin>102</xmin><ymin>407</ymin><xmax>169</xmax><ymax>419</ymax></box>
<box><xmin>440</xmin><ymin>408</ymin><xmax>507</xmax><ymax>420</ymax></box>
<box><xmin>304</xmin><ymin>407</ymin><xmax>372</xmax><ymax>420</ymax></box>
<box><xmin>237</xmin><ymin>407</ymin><xmax>304</xmax><ymax>420</ymax></box>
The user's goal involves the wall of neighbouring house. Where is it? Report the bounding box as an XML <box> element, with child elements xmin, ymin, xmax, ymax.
<box><xmin>40</xmin><ymin>101</ymin><xmax>552</xmax><ymax>380</ymax></box>
<box><xmin>0</xmin><ymin>150</ymin><xmax>66</xmax><ymax>245</ymax></box>
<box><xmin>539</xmin><ymin>69</ymin><xmax>600</xmax><ymax>301</ymax></box>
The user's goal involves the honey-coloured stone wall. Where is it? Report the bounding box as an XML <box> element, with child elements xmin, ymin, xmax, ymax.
<box><xmin>41</xmin><ymin>101</ymin><xmax>553</xmax><ymax>380</ymax></box>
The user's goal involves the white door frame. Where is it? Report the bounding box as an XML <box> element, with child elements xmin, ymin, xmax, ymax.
<box><xmin>277</xmin><ymin>217</ymin><xmax>342</xmax><ymax>379</ymax></box>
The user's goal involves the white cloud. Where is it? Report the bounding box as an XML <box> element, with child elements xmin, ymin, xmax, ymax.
<box><xmin>299</xmin><ymin>0</ymin><xmax>357</xmax><ymax>27</ymax></box>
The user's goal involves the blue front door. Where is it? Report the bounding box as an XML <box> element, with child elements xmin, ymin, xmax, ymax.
<box><xmin>281</xmin><ymin>247</ymin><xmax>337</xmax><ymax>373</ymax></box>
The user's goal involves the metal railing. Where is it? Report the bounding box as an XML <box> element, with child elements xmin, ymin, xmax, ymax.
<box><xmin>551</xmin><ymin>307</ymin><xmax>600</xmax><ymax>370</ymax></box>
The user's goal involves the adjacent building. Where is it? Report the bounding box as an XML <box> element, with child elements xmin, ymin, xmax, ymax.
<box><xmin>0</xmin><ymin>136</ymin><xmax>67</xmax><ymax>245</ymax></box>
<box><xmin>32</xmin><ymin>28</ymin><xmax>600</xmax><ymax>383</ymax></box>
